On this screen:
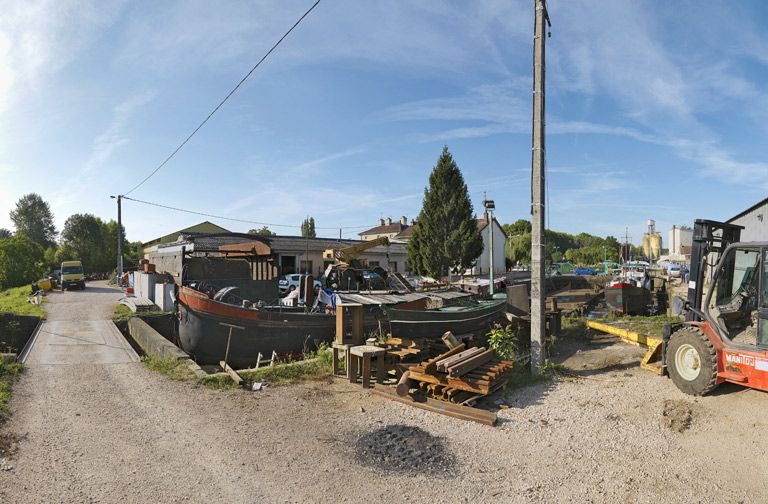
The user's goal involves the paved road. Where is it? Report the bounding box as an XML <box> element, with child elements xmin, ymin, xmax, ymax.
<box><xmin>24</xmin><ymin>283</ymin><xmax>138</xmax><ymax>365</ymax></box>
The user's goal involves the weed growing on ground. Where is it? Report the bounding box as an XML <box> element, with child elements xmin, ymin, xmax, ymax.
<box><xmin>0</xmin><ymin>356</ymin><xmax>23</xmax><ymax>421</ymax></box>
<box><xmin>0</xmin><ymin>286</ymin><xmax>46</xmax><ymax>318</ymax></box>
<box><xmin>199</xmin><ymin>348</ymin><xmax>333</xmax><ymax>389</ymax></box>
<box><xmin>141</xmin><ymin>355</ymin><xmax>194</xmax><ymax>381</ymax></box>
<box><xmin>487</xmin><ymin>324</ymin><xmax>518</xmax><ymax>360</ymax></box>
<box><xmin>111</xmin><ymin>304</ymin><xmax>166</xmax><ymax>324</ymax></box>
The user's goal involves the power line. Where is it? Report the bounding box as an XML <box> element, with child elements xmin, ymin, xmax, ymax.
<box><xmin>122</xmin><ymin>195</ymin><xmax>371</xmax><ymax>231</ymax></box>
<box><xmin>123</xmin><ymin>0</ymin><xmax>322</xmax><ymax>196</ymax></box>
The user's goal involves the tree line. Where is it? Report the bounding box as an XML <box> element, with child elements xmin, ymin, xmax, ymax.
<box><xmin>0</xmin><ymin>193</ymin><xmax>143</xmax><ymax>289</ymax></box>
<box><xmin>504</xmin><ymin>219</ymin><xmax>644</xmax><ymax>267</ymax></box>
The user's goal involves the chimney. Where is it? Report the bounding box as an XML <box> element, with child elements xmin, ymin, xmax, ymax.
<box><xmin>400</xmin><ymin>216</ymin><xmax>407</xmax><ymax>225</ymax></box>
<box><xmin>386</xmin><ymin>217</ymin><xmax>392</xmax><ymax>225</ymax></box>
<box><xmin>379</xmin><ymin>218</ymin><xmax>385</xmax><ymax>226</ymax></box>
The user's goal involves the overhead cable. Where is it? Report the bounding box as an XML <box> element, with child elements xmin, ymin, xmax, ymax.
<box><xmin>123</xmin><ymin>0</ymin><xmax>322</xmax><ymax>196</ymax></box>
<box><xmin>122</xmin><ymin>195</ymin><xmax>371</xmax><ymax>230</ymax></box>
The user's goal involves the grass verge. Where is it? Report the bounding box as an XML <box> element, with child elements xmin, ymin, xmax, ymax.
<box><xmin>0</xmin><ymin>357</ymin><xmax>23</xmax><ymax>421</ymax></box>
<box><xmin>112</xmin><ymin>304</ymin><xmax>166</xmax><ymax>324</ymax></box>
<box><xmin>0</xmin><ymin>286</ymin><xmax>46</xmax><ymax>318</ymax></box>
<box><xmin>590</xmin><ymin>313</ymin><xmax>680</xmax><ymax>338</ymax></box>
<box><xmin>141</xmin><ymin>355</ymin><xmax>194</xmax><ymax>381</ymax></box>
<box><xmin>200</xmin><ymin>348</ymin><xmax>333</xmax><ymax>389</ymax></box>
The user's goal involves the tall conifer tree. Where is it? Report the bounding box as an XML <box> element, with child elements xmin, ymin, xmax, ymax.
<box><xmin>407</xmin><ymin>146</ymin><xmax>483</xmax><ymax>277</ymax></box>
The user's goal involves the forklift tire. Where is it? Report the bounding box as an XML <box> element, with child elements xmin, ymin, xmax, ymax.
<box><xmin>666</xmin><ymin>326</ymin><xmax>718</xmax><ymax>396</ymax></box>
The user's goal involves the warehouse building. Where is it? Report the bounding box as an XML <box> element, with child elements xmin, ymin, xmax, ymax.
<box><xmin>727</xmin><ymin>196</ymin><xmax>768</xmax><ymax>242</ymax></box>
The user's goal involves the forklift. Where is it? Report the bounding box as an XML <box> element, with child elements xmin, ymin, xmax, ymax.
<box><xmin>662</xmin><ymin>219</ymin><xmax>768</xmax><ymax>395</ymax></box>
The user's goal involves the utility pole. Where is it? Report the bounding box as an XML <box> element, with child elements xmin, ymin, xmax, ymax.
<box><xmin>110</xmin><ymin>195</ymin><xmax>124</xmax><ymax>278</ymax></box>
<box><xmin>530</xmin><ymin>0</ymin><xmax>550</xmax><ymax>374</ymax></box>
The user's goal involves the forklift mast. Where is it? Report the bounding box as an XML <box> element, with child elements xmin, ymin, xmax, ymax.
<box><xmin>685</xmin><ymin>219</ymin><xmax>744</xmax><ymax>321</ymax></box>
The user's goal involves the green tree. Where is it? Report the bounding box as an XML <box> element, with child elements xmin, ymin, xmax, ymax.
<box><xmin>407</xmin><ymin>146</ymin><xmax>483</xmax><ymax>277</ymax></box>
<box><xmin>506</xmin><ymin>232</ymin><xmax>531</xmax><ymax>267</ymax></box>
<box><xmin>502</xmin><ymin>219</ymin><xmax>532</xmax><ymax>237</ymax></box>
<box><xmin>60</xmin><ymin>214</ymin><xmax>108</xmax><ymax>272</ymax></box>
<box><xmin>43</xmin><ymin>246</ymin><xmax>58</xmax><ymax>271</ymax></box>
<box><xmin>9</xmin><ymin>193</ymin><xmax>57</xmax><ymax>247</ymax></box>
<box><xmin>248</xmin><ymin>226</ymin><xmax>275</xmax><ymax>236</ymax></box>
<box><xmin>0</xmin><ymin>234</ymin><xmax>46</xmax><ymax>289</ymax></box>
<box><xmin>0</xmin><ymin>228</ymin><xmax>11</xmax><ymax>239</ymax></box>
<box><xmin>300</xmin><ymin>217</ymin><xmax>316</xmax><ymax>238</ymax></box>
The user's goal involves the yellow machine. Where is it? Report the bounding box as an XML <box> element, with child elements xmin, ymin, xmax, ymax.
<box><xmin>323</xmin><ymin>237</ymin><xmax>390</xmax><ymax>290</ymax></box>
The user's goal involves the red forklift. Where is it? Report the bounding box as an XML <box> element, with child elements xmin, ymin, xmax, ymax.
<box><xmin>662</xmin><ymin>219</ymin><xmax>768</xmax><ymax>395</ymax></box>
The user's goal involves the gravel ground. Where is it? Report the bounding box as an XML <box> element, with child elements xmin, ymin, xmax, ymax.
<box><xmin>2</xmin><ymin>281</ymin><xmax>767</xmax><ymax>503</ymax></box>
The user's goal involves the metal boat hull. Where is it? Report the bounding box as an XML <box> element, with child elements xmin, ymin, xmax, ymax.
<box><xmin>177</xmin><ymin>287</ymin><xmax>383</xmax><ymax>368</ymax></box>
<box><xmin>384</xmin><ymin>299</ymin><xmax>506</xmax><ymax>340</ymax></box>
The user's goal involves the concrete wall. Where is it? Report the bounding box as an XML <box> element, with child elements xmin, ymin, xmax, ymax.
<box><xmin>128</xmin><ymin>317</ymin><xmax>188</xmax><ymax>360</ymax></box>
<box><xmin>730</xmin><ymin>200</ymin><xmax>768</xmax><ymax>242</ymax></box>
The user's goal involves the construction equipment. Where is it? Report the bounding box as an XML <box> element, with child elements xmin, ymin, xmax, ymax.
<box><xmin>322</xmin><ymin>236</ymin><xmax>390</xmax><ymax>290</ymax></box>
<box><xmin>660</xmin><ymin>218</ymin><xmax>768</xmax><ymax>395</ymax></box>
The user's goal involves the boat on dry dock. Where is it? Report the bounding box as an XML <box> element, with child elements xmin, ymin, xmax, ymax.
<box><xmin>150</xmin><ymin>233</ymin><xmax>477</xmax><ymax>368</ymax></box>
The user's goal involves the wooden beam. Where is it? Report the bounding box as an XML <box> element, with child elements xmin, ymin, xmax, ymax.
<box><xmin>437</xmin><ymin>347</ymin><xmax>486</xmax><ymax>371</ymax></box>
<box><xmin>447</xmin><ymin>349</ymin><xmax>495</xmax><ymax>377</ymax></box>
<box><xmin>371</xmin><ymin>385</ymin><xmax>497</xmax><ymax>426</ymax></box>
<box><xmin>219</xmin><ymin>361</ymin><xmax>244</xmax><ymax>386</ymax></box>
<box><xmin>423</xmin><ymin>343</ymin><xmax>466</xmax><ymax>374</ymax></box>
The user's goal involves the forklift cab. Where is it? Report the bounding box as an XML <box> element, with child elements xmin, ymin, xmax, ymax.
<box><xmin>705</xmin><ymin>244</ymin><xmax>768</xmax><ymax>348</ymax></box>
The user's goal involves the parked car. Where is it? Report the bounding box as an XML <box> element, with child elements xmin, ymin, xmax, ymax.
<box><xmin>574</xmin><ymin>267</ymin><xmax>597</xmax><ymax>276</ymax></box>
<box><xmin>667</xmin><ymin>263</ymin><xmax>681</xmax><ymax>277</ymax></box>
<box><xmin>279</xmin><ymin>274</ymin><xmax>322</xmax><ymax>295</ymax></box>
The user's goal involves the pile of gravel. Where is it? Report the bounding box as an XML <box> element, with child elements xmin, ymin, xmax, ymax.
<box><xmin>354</xmin><ymin>424</ymin><xmax>456</xmax><ymax>476</ymax></box>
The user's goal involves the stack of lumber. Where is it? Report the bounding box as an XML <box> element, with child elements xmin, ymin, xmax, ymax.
<box><xmin>407</xmin><ymin>343</ymin><xmax>513</xmax><ymax>405</ymax></box>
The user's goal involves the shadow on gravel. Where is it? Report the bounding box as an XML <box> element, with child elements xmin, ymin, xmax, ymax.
<box><xmin>354</xmin><ymin>424</ymin><xmax>456</xmax><ymax>477</ymax></box>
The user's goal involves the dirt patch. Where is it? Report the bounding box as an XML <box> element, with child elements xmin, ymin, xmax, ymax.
<box><xmin>354</xmin><ymin>424</ymin><xmax>456</xmax><ymax>476</ymax></box>
<box><xmin>0</xmin><ymin>432</ymin><xmax>20</xmax><ymax>458</ymax></box>
<box><xmin>661</xmin><ymin>399</ymin><xmax>696</xmax><ymax>433</ymax></box>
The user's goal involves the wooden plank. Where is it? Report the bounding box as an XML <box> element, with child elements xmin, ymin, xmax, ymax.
<box><xmin>436</xmin><ymin>347</ymin><xmax>486</xmax><ymax>371</ymax></box>
<box><xmin>423</xmin><ymin>343</ymin><xmax>466</xmax><ymax>374</ymax></box>
<box><xmin>371</xmin><ymin>385</ymin><xmax>497</xmax><ymax>426</ymax></box>
<box><xmin>219</xmin><ymin>360</ymin><xmax>243</xmax><ymax>386</ymax></box>
<box><xmin>447</xmin><ymin>349</ymin><xmax>495</xmax><ymax>377</ymax></box>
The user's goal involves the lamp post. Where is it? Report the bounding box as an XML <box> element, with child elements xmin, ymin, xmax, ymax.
<box><xmin>483</xmin><ymin>199</ymin><xmax>496</xmax><ymax>296</ymax></box>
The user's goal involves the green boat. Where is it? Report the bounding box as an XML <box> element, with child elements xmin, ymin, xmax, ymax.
<box><xmin>383</xmin><ymin>298</ymin><xmax>507</xmax><ymax>340</ymax></box>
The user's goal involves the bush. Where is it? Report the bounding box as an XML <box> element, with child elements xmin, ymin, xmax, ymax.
<box><xmin>0</xmin><ymin>235</ymin><xmax>46</xmax><ymax>289</ymax></box>
<box><xmin>487</xmin><ymin>323</ymin><xmax>518</xmax><ymax>361</ymax></box>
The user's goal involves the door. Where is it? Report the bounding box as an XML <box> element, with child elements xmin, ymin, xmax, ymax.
<box><xmin>760</xmin><ymin>248</ymin><xmax>768</xmax><ymax>346</ymax></box>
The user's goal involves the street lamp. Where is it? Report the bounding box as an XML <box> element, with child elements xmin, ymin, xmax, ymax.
<box><xmin>483</xmin><ymin>199</ymin><xmax>496</xmax><ymax>296</ymax></box>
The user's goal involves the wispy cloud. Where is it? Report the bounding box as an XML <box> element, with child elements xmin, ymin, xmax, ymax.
<box><xmin>289</xmin><ymin>147</ymin><xmax>365</xmax><ymax>173</ymax></box>
<box><xmin>80</xmin><ymin>90</ymin><xmax>156</xmax><ymax>174</ymax></box>
<box><xmin>0</xmin><ymin>0</ymin><xmax>126</xmax><ymax>112</ymax></box>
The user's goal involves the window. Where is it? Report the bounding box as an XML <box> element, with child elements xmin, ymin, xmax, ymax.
<box><xmin>300</xmin><ymin>260</ymin><xmax>313</xmax><ymax>275</ymax></box>
<box><xmin>369</xmin><ymin>261</ymin><xmax>380</xmax><ymax>267</ymax></box>
<box><xmin>709</xmin><ymin>247</ymin><xmax>760</xmax><ymax>345</ymax></box>
<box><xmin>389</xmin><ymin>261</ymin><xmax>398</xmax><ymax>272</ymax></box>
<box><xmin>280</xmin><ymin>255</ymin><xmax>296</xmax><ymax>275</ymax></box>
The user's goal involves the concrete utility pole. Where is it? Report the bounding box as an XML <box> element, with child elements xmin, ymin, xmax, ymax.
<box><xmin>110</xmin><ymin>195</ymin><xmax>124</xmax><ymax>278</ymax></box>
<box><xmin>530</xmin><ymin>0</ymin><xmax>550</xmax><ymax>373</ymax></box>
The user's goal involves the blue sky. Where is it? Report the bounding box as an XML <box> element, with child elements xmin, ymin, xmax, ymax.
<box><xmin>1</xmin><ymin>0</ymin><xmax>766</xmax><ymax>245</ymax></box>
